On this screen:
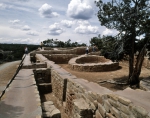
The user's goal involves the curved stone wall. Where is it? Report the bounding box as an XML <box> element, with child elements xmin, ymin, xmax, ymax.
<box><xmin>43</xmin><ymin>54</ymin><xmax>77</xmax><ymax>64</ymax></box>
<box><xmin>33</xmin><ymin>47</ymin><xmax>93</xmax><ymax>55</ymax></box>
<box><xmin>69</xmin><ymin>55</ymin><xmax>119</xmax><ymax>72</ymax></box>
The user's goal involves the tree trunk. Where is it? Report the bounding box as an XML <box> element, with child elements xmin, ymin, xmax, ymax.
<box><xmin>128</xmin><ymin>33</ymin><xmax>135</xmax><ymax>84</ymax></box>
<box><xmin>128</xmin><ymin>44</ymin><xmax>147</xmax><ymax>86</ymax></box>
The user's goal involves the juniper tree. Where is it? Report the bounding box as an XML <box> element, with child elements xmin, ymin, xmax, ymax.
<box><xmin>95</xmin><ymin>0</ymin><xmax>150</xmax><ymax>86</ymax></box>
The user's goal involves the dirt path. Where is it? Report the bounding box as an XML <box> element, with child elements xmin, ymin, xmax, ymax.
<box><xmin>59</xmin><ymin>61</ymin><xmax>150</xmax><ymax>91</ymax></box>
<box><xmin>0</xmin><ymin>61</ymin><xmax>20</xmax><ymax>92</ymax></box>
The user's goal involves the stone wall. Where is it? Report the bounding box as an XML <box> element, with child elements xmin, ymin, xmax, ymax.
<box><xmin>55</xmin><ymin>73</ymin><xmax>150</xmax><ymax>118</ymax></box>
<box><xmin>69</xmin><ymin>55</ymin><xmax>119</xmax><ymax>72</ymax></box>
<box><xmin>33</xmin><ymin>47</ymin><xmax>92</xmax><ymax>55</ymax></box>
<box><xmin>43</xmin><ymin>54</ymin><xmax>77</xmax><ymax>64</ymax></box>
<box><xmin>66</xmin><ymin>79</ymin><xmax>150</xmax><ymax>118</ymax></box>
<box><xmin>35</xmin><ymin>54</ymin><xmax>150</xmax><ymax>118</ymax></box>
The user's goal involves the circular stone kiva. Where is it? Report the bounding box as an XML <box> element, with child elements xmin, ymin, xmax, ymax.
<box><xmin>68</xmin><ymin>55</ymin><xmax>119</xmax><ymax>72</ymax></box>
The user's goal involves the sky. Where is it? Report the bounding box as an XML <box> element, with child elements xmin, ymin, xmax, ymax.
<box><xmin>0</xmin><ymin>0</ymin><xmax>118</xmax><ymax>45</ymax></box>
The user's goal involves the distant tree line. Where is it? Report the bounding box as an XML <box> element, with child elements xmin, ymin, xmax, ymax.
<box><xmin>0</xmin><ymin>44</ymin><xmax>39</xmax><ymax>63</ymax></box>
<box><xmin>43</xmin><ymin>39</ymin><xmax>86</xmax><ymax>47</ymax></box>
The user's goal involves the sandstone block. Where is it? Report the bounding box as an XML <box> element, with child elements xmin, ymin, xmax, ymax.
<box><xmin>130</xmin><ymin>105</ymin><xmax>148</xmax><ymax>118</ymax></box>
<box><xmin>97</xmin><ymin>94</ymin><xmax>103</xmax><ymax>104</ymax></box>
<box><xmin>98</xmin><ymin>103</ymin><xmax>106</xmax><ymax>117</ymax></box>
<box><xmin>42</xmin><ymin>101</ymin><xmax>53</xmax><ymax>106</ymax></box>
<box><xmin>108</xmin><ymin>99</ymin><xmax>120</xmax><ymax>109</ymax></box>
<box><xmin>50</xmin><ymin>109</ymin><xmax>61</xmax><ymax>118</ymax></box>
<box><xmin>120</xmin><ymin>103</ymin><xmax>130</xmax><ymax>115</ymax></box>
<box><xmin>73</xmin><ymin>98</ymin><xmax>93</xmax><ymax>117</ymax></box>
<box><xmin>118</xmin><ymin>96</ymin><xmax>131</xmax><ymax>106</ymax></box>
<box><xmin>43</xmin><ymin>111</ymin><xmax>50</xmax><ymax>117</ymax></box>
<box><xmin>120</xmin><ymin>112</ymin><xmax>129</xmax><ymax>118</ymax></box>
<box><xmin>95</xmin><ymin>110</ymin><xmax>103</xmax><ymax>118</ymax></box>
<box><xmin>107</xmin><ymin>94</ymin><xmax>118</xmax><ymax>101</ymax></box>
<box><xmin>106</xmin><ymin>113</ymin><xmax>116</xmax><ymax>118</ymax></box>
<box><xmin>110</xmin><ymin>107</ymin><xmax>120</xmax><ymax>118</ymax></box>
<box><xmin>93</xmin><ymin>100</ymin><xmax>98</xmax><ymax>109</ymax></box>
<box><xmin>42</xmin><ymin>105</ymin><xmax>50</xmax><ymax>112</ymax></box>
<box><xmin>104</xmin><ymin>100</ymin><xmax>111</xmax><ymax>112</ymax></box>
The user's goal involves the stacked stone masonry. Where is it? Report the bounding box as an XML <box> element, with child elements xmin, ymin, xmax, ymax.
<box><xmin>42</xmin><ymin>101</ymin><xmax>61</xmax><ymax>118</ymax></box>
<box><xmin>31</xmin><ymin>51</ymin><xmax>150</xmax><ymax>118</ymax></box>
<box><xmin>44</xmin><ymin>54</ymin><xmax>77</xmax><ymax>64</ymax></box>
<box><xmin>69</xmin><ymin>55</ymin><xmax>119</xmax><ymax>72</ymax></box>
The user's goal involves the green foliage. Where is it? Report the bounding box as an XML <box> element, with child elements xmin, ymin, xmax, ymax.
<box><xmin>0</xmin><ymin>44</ymin><xmax>39</xmax><ymax>61</ymax></box>
<box><xmin>90</xmin><ymin>35</ymin><xmax>125</xmax><ymax>61</ymax></box>
<box><xmin>95</xmin><ymin>0</ymin><xmax>150</xmax><ymax>56</ymax></box>
<box><xmin>90</xmin><ymin>35</ymin><xmax>118</xmax><ymax>52</ymax></box>
<box><xmin>90</xmin><ymin>36</ymin><xmax>103</xmax><ymax>50</ymax></box>
<box><xmin>43</xmin><ymin>39</ymin><xmax>86</xmax><ymax>47</ymax></box>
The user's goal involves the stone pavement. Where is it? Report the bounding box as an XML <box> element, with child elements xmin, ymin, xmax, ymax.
<box><xmin>0</xmin><ymin>69</ymin><xmax>42</xmax><ymax>118</ymax></box>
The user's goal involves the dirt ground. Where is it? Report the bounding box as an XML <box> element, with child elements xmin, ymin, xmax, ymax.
<box><xmin>58</xmin><ymin>61</ymin><xmax>150</xmax><ymax>91</ymax></box>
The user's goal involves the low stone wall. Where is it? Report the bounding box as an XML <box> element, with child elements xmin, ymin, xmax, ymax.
<box><xmin>34</xmin><ymin>54</ymin><xmax>150</xmax><ymax>118</ymax></box>
<box><xmin>33</xmin><ymin>68</ymin><xmax>51</xmax><ymax>83</ymax></box>
<box><xmin>51</xmin><ymin>68</ymin><xmax>68</xmax><ymax>104</ymax></box>
<box><xmin>43</xmin><ymin>54</ymin><xmax>77</xmax><ymax>64</ymax></box>
<box><xmin>22</xmin><ymin>62</ymin><xmax>47</xmax><ymax>69</ymax></box>
<box><xmin>69</xmin><ymin>55</ymin><xmax>119</xmax><ymax>72</ymax></box>
<box><xmin>33</xmin><ymin>47</ymin><xmax>92</xmax><ymax>55</ymax></box>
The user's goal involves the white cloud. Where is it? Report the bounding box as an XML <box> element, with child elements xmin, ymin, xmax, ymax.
<box><xmin>0</xmin><ymin>25</ymin><xmax>25</xmax><ymax>37</ymax></box>
<box><xmin>0</xmin><ymin>37</ymin><xmax>39</xmax><ymax>44</ymax></box>
<box><xmin>27</xmin><ymin>31</ymin><xmax>38</xmax><ymax>36</ymax></box>
<box><xmin>48</xmin><ymin>23</ymin><xmax>63</xmax><ymax>35</ymax></box>
<box><xmin>22</xmin><ymin>25</ymin><xmax>30</xmax><ymax>31</ymax></box>
<box><xmin>13</xmin><ymin>38</ymin><xmax>35</xmax><ymax>44</ymax></box>
<box><xmin>75</xmin><ymin>25</ymin><xmax>99</xmax><ymax>34</ymax></box>
<box><xmin>0</xmin><ymin>3</ymin><xmax>7</xmax><ymax>9</ymax></box>
<box><xmin>9</xmin><ymin>19</ymin><xmax>22</xmax><ymax>29</ymax></box>
<box><xmin>0</xmin><ymin>3</ymin><xmax>12</xmax><ymax>9</ymax></box>
<box><xmin>39</xmin><ymin>3</ymin><xmax>59</xmax><ymax>18</ymax></box>
<box><xmin>67</xmin><ymin>0</ymin><xmax>94</xmax><ymax>20</ymax></box>
<box><xmin>76</xmin><ymin>40</ymin><xmax>81</xmax><ymax>43</ymax></box>
<box><xmin>0</xmin><ymin>0</ymin><xmax>105</xmax><ymax>45</ymax></box>
<box><xmin>14</xmin><ymin>0</ymin><xmax>29</xmax><ymax>2</ymax></box>
<box><xmin>61</xmin><ymin>20</ymin><xmax>74</xmax><ymax>28</ymax></box>
<box><xmin>9</xmin><ymin>19</ymin><xmax>20</xmax><ymax>24</ymax></box>
<box><xmin>76</xmin><ymin>20</ymin><xmax>90</xmax><ymax>25</ymax></box>
<box><xmin>83</xmin><ymin>0</ymin><xmax>95</xmax><ymax>6</ymax></box>
<box><xmin>102</xmin><ymin>28</ymin><xmax>119</xmax><ymax>36</ymax></box>
<box><xmin>102</xmin><ymin>28</ymin><xmax>113</xmax><ymax>35</ymax></box>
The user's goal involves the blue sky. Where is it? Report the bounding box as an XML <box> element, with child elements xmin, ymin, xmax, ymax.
<box><xmin>0</xmin><ymin>0</ymin><xmax>118</xmax><ymax>45</ymax></box>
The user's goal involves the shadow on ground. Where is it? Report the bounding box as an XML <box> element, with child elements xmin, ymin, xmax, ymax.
<box><xmin>0</xmin><ymin>101</ymin><xmax>24</xmax><ymax>118</ymax></box>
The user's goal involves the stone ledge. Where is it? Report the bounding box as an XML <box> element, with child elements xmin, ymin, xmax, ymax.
<box><xmin>42</xmin><ymin>101</ymin><xmax>61</xmax><ymax>118</ymax></box>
